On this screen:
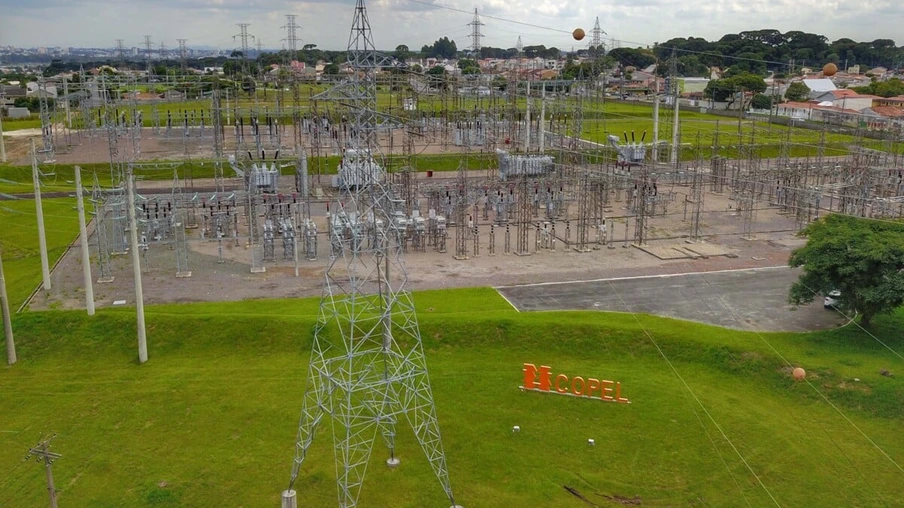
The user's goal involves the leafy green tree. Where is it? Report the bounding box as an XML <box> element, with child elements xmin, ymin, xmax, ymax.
<box><xmin>607</xmin><ymin>47</ymin><xmax>656</xmax><ymax>70</ymax></box>
<box><xmin>394</xmin><ymin>45</ymin><xmax>411</xmax><ymax>62</ymax></box>
<box><xmin>852</xmin><ymin>78</ymin><xmax>904</xmax><ymax>98</ymax></box>
<box><xmin>422</xmin><ymin>37</ymin><xmax>457</xmax><ymax>59</ymax></box>
<box><xmin>323</xmin><ymin>63</ymin><xmax>340</xmax><ymax>75</ymax></box>
<box><xmin>704</xmin><ymin>72</ymin><xmax>766</xmax><ymax>108</ymax></box>
<box><xmin>784</xmin><ymin>81</ymin><xmax>810</xmax><ymax>102</ymax></box>
<box><xmin>457</xmin><ymin>59</ymin><xmax>480</xmax><ymax>75</ymax></box>
<box><xmin>750</xmin><ymin>93</ymin><xmax>772</xmax><ymax>109</ymax></box>
<box><xmin>789</xmin><ymin>215</ymin><xmax>904</xmax><ymax>328</ymax></box>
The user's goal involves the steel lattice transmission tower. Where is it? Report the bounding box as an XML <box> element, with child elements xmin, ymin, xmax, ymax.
<box><xmin>115</xmin><ymin>39</ymin><xmax>125</xmax><ymax>66</ymax></box>
<box><xmin>285</xmin><ymin>1</ymin><xmax>460</xmax><ymax>507</ymax></box>
<box><xmin>143</xmin><ymin>35</ymin><xmax>153</xmax><ymax>70</ymax></box>
<box><xmin>590</xmin><ymin>17</ymin><xmax>605</xmax><ymax>49</ymax></box>
<box><xmin>233</xmin><ymin>23</ymin><xmax>255</xmax><ymax>65</ymax></box>
<box><xmin>283</xmin><ymin>14</ymin><xmax>300</xmax><ymax>54</ymax></box>
<box><xmin>467</xmin><ymin>8</ymin><xmax>484</xmax><ymax>55</ymax></box>
<box><xmin>177</xmin><ymin>39</ymin><xmax>188</xmax><ymax>71</ymax></box>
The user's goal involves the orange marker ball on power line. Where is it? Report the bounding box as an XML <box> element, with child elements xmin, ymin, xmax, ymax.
<box><xmin>573</xmin><ymin>28</ymin><xmax>585</xmax><ymax>41</ymax></box>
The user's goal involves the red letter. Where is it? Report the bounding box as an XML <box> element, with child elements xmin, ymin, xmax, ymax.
<box><xmin>616</xmin><ymin>382</ymin><xmax>630</xmax><ymax>403</ymax></box>
<box><xmin>555</xmin><ymin>374</ymin><xmax>569</xmax><ymax>393</ymax></box>
<box><xmin>601</xmin><ymin>380</ymin><xmax>615</xmax><ymax>401</ymax></box>
<box><xmin>571</xmin><ymin>376</ymin><xmax>585</xmax><ymax>396</ymax></box>
<box><xmin>585</xmin><ymin>378</ymin><xmax>600</xmax><ymax>398</ymax></box>
<box><xmin>522</xmin><ymin>363</ymin><xmax>551</xmax><ymax>391</ymax></box>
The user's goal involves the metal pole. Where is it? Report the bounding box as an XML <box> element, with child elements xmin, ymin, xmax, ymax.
<box><xmin>523</xmin><ymin>81</ymin><xmax>531</xmax><ymax>151</ymax></box>
<box><xmin>539</xmin><ymin>87</ymin><xmax>546</xmax><ymax>153</ymax></box>
<box><xmin>44</xmin><ymin>453</ymin><xmax>58</xmax><ymax>508</ymax></box>
<box><xmin>293</xmin><ymin>222</ymin><xmax>299</xmax><ymax>278</ymax></box>
<box><xmin>126</xmin><ymin>172</ymin><xmax>148</xmax><ymax>363</ymax></box>
<box><xmin>652</xmin><ymin>77</ymin><xmax>659</xmax><ymax>161</ymax></box>
<box><xmin>75</xmin><ymin>166</ymin><xmax>95</xmax><ymax>316</ymax></box>
<box><xmin>671</xmin><ymin>88</ymin><xmax>680</xmax><ymax>167</ymax></box>
<box><xmin>0</xmin><ymin>109</ymin><xmax>7</xmax><ymax>163</ymax></box>
<box><xmin>32</xmin><ymin>141</ymin><xmax>51</xmax><ymax>291</ymax></box>
<box><xmin>0</xmin><ymin>246</ymin><xmax>15</xmax><ymax>365</ymax></box>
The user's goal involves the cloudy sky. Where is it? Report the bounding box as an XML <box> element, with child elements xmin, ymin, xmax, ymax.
<box><xmin>0</xmin><ymin>0</ymin><xmax>901</xmax><ymax>52</ymax></box>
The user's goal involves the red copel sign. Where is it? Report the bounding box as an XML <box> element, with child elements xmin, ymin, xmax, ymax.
<box><xmin>521</xmin><ymin>363</ymin><xmax>630</xmax><ymax>404</ymax></box>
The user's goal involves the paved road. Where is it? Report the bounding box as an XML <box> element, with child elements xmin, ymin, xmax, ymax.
<box><xmin>496</xmin><ymin>267</ymin><xmax>844</xmax><ymax>332</ymax></box>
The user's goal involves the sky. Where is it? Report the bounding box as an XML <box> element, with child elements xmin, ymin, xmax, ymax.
<box><xmin>0</xmin><ymin>0</ymin><xmax>902</xmax><ymax>52</ymax></box>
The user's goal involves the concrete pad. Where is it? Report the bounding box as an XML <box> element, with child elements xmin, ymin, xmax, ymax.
<box><xmin>497</xmin><ymin>267</ymin><xmax>845</xmax><ymax>332</ymax></box>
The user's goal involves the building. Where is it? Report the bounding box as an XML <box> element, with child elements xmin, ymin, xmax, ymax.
<box><xmin>801</xmin><ymin>78</ymin><xmax>836</xmax><ymax>97</ymax></box>
<box><xmin>811</xmin><ymin>89</ymin><xmax>879</xmax><ymax>111</ymax></box>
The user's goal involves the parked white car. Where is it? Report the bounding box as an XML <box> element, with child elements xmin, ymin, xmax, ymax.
<box><xmin>824</xmin><ymin>290</ymin><xmax>841</xmax><ymax>309</ymax></box>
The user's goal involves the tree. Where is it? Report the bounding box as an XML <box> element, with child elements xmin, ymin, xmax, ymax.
<box><xmin>423</xmin><ymin>37</ymin><xmax>457</xmax><ymax>59</ymax></box>
<box><xmin>457</xmin><ymin>59</ymin><xmax>480</xmax><ymax>75</ymax></box>
<box><xmin>394</xmin><ymin>45</ymin><xmax>411</xmax><ymax>62</ymax></box>
<box><xmin>789</xmin><ymin>215</ymin><xmax>904</xmax><ymax>328</ymax></box>
<box><xmin>704</xmin><ymin>72</ymin><xmax>766</xmax><ymax>108</ymax></box>
<box><xmin>784</xmin><ymin>81</ymin><xmax>810</xmax><ymax>102</ymax></box>
<box><xmin>750</xmin><ymin>93</ymin><xmax>772</xmax><ymax>109</ymax></box>
<box><xmin>323</xmin><ymin>63</ymin><xmax>340</xmax><ymax>75</ymax></box>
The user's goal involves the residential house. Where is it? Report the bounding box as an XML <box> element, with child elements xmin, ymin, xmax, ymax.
<box><xmin>811</xmin><ymin>89</ymin><xmax>879</xmax><ymax>111</ymax></box>
<box><xmin>775</xmin><ymin>101</ymin><xmax>861</xmax><ymax>124</ymax></box>
<box><xmin>872</xmin><ymin>95</ymin><xmax>904</xmax><ymax>108</ymax></box>
<box><xmin>0</xmin><ymin>84</ymin><xmax>26</xmax><ymax>107</ymax></box>
<box><xmin>861</xmin><ymin>106</ymin><xmax>904</xmax><ymax>129</ymax></box>
<box><xmin>801</xmin><ymin>78</ymin><xmax>836</xmax><ymax>97</ymax></box>
<box><xmin>25</xmin><ymin>81</ymin><xmax>58</xmax><ymax>99</ymax></box>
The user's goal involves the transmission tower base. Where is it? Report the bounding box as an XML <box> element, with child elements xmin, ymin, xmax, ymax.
<box><xmin>386</xmin><ymin>457</ymin><xmax>401</xmax><ymax>468</ymax></box>
<box><xmin>280</xmin><ymin>490</ymin><xmax>297</xmax><ymax>508</ymax></box>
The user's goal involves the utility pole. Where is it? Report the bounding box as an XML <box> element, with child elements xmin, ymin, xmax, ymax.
<box><xmin>126</xmin><ymin>170</ymin><xmax>148</xmax><ymax>363</ymax></box>
<box><xmin>0</xmin><ymin>107</ymin><xmax>6</xmax><ymax>163</ymax></box>
<box><xmin>652</xmin><ymin>76</ymin><xmax>660</xmax><ymax>162</ymax></box>
<box><xmin>75</xmin><ymin>166</ymin><xmax>95</xmax><ymax>316</ymax></box>
<box><xmin>1</xmin><ymin>245</ymin><xmax>15</xmax><ymax>365</ymax></box>
<box><xmin>32</xmin><ymin>141</ymin><xmax>51</xmax><ymax>291</ymax></box>
<box><xmin>26</xmin><ymin>435</ymin><xmax>61</xmax><ymax>508</ymax></box>
<box><xmin>0</xmin><ymin>88</ymin><xmax>7</xmax><ymax>162</ymax></box>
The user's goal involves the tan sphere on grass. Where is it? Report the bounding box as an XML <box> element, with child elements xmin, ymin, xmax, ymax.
<box><xmin>792</xmin><ymin>367</ymin><xmax>806</xmax><ymax>380</ymax></box>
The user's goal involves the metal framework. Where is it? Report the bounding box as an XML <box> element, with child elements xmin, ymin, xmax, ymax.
<box><xmin>467</xmin><ymin>9</ymin><xmax>484</xmax><ymax>55</ymax></box>
<box><xmin>287</xmin><ymin>2</ymin><xmax>459</xmax><ymax>507</ymax></box>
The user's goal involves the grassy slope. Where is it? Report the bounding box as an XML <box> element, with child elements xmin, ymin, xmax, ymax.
<box><xmin>0</xmin><ymin>197</ymin><xmax>80</xmax><ymax>309</ymax></box>
<box><xmin>1</xmin><ymin>288</ymin><xmax>903</xmax><ymax>507</ymax></box>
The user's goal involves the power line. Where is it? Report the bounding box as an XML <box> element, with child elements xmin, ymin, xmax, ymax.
<box><xmin>25</xmin><ymin>435</ymin><xmax>61</xmax><ymax>508</ymax></box>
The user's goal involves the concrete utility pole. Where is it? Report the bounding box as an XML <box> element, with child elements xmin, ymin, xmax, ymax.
<box><xmin>652</xmin><ymin>77</ymin><xmax>660</xmax><ymax>162</ymax></box>
<box><xmin>31</xmin><ymin>141</ymin><xmax>51</xmax><ymax>291</ymax></box>
<box><xmin>27</xmin><ymin>436</ymin><xmax>61</xmax><ymax>508</ymax></box>
<box><xmin>0</xmin><ymin>107</ymin><xmax>7</xmax><ymax>163</ymax></box>
<box><xmin>539</xmin><ymin>86</ymin><xmax>546</xmax><ymax>153</ymax></box>
<box><xmin>126</xmin><ymin>171</ymin><xmax>148</xmax><ymax>363</ymax></box>
<box><xmin>671</xmin><ymin>86</ymin><xmax>680</xmax><ymax>167</ymax></box>
<box><xmin>75</xmin><ymin>167</ymin><xmax>95</xmax><ymax>316</ymax></box>
<box><xmin>1</xmin><ymin>246</ymin><xmax>15</xmax><ymax>365</ymax></box>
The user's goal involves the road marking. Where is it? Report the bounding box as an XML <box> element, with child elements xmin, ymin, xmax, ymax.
<box><xmin>495</xmin><ymin>265</ymin><xmax>789</xmax><ymax>289</ymax></box>
<box><xmin>495</xmin><ymin>290</ymin><xmax>522</xmax><ymax>312</ymax></box>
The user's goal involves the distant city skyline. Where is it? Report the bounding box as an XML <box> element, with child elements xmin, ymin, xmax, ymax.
<box><xmin>1</xmin><ymin>0</ymin><xmax>902</xmax><ymax>53</ymax></box>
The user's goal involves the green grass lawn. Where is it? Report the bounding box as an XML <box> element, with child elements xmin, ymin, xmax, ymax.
<box><xmin>0</xmin><ymin>151</ymin><xmax>497</xmax><ymax>195</ymax></box>
<box><xmin>0</xmin><ymin>197</ymin><xmax>79</xmax><ymax>309</ymax></box>
<box><xmin>1</xmin><ymin>288</ymin><xmax>903</xmax><ymax>506</ymax></box>
<box><xmin>0</xmin><ymin>117</ymin><xmax>42</xmax><ymax>132</ymax></box>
